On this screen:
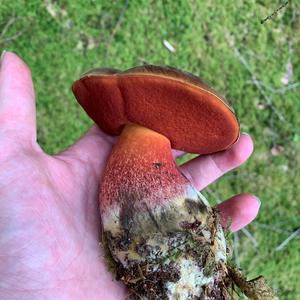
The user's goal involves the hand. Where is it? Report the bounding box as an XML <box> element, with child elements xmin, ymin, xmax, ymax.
<box><xmin>0</xmin><ymin>52</ymin><xmax>260</xmax><ymax>300</ymax></box>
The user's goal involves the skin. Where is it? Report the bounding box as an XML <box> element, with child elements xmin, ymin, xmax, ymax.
<box><xmin>0</xmin><ymin>52</ymin><xmax>260</xmax><ymax>300</ymax></box>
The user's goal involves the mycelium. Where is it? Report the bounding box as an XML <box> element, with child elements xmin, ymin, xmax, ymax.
<box><xmin>72</xmin><ymin>66</ymin><xmax>275</xmax><ymax>299</ymax></box>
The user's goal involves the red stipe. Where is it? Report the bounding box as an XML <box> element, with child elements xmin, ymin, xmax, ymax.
<box><xmin>100</xmin><ymin>124</ymin><xmax>188</xmax><ymax>214</ymax></box>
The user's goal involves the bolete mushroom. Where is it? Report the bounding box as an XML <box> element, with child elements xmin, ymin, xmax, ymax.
<box><xmin>72</xmin><ymin>66</ymin><xmax>272</xmax><ymax>299</ymax></box>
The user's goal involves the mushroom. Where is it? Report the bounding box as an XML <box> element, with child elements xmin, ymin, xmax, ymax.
<box><xmin>72</xmin><ymin>65</ymin><xmax>240</xmax><ymax>299</ymax></box>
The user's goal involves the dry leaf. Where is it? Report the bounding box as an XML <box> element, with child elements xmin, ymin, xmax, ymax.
<box><xmin>271</xmin><ymin>145</ymin><xmax>284</xmax><ymax>156</ymax></box>
<box><xmin>281</xmin><ymin>61</ymin><xmax>293</xmax><ymax>85</ymax></box>
<box><xmin>279</xmin><ymin>164</ymin><xmax>289</xmax><ymax>172</ymax></box>
<box><xmin>256</xmin><ymin>102</ymin><xmax>267</xmax><ymax>110</ymax></box>
<box><xmin>44</xmin><ymin>0</ymin><xmax>57</xmax><ymax>18</ymax></box>
<box><xmin>163</xmin><ymin>40</ymin><xmax>176</xmax><ymax>53</ymax></box>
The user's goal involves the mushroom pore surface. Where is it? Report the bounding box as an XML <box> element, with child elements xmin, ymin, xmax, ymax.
<box><xmin>72</xmin><ymin>65</ymin><xmax>240</xmax><ymax>154</ymax></box>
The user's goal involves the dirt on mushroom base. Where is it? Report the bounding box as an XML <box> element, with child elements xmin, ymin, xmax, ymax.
<box><xmin>101</xmin><ymin>190</ymin><xmax>276</xmax><ymax>300</ymax></box>
<box><xmin>103</xmin><ymin>197</ymin><xmax>229</xmax><ymax>299</ymax></box>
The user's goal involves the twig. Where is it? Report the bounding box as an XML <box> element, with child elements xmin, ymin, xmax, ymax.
<box><xmin>247</xmin><ymin>80</ymin><xmax>300</xmax><ymax>94</ymax></box>
<box><xmin>233</xmin><ymin>232</ymin><xmax>240</xmax><ymax>268</ymax></box>
<box><xmin>245</xmin><ymin>41</ymin><xmax>299</xmax><ymax>95</ymax></box>
<box><xmin>261</xmin><ymin>1</ymin><xmax>289</xmax><ymax>24</ymax></box>
<box><xmin>244</xmin><ymin>47</ymin><xmax>265</xmax><ymax>61</ymax></box>
<box><xmin>226</xmin><ymin>34</ymin><xmax>285</xmax><ymax>121</ymax></box>
<box><xmin>266</xmin><ymin>82</ymin><xmax>300</xmax><ymax>94</ymax></box>
<box><xmin>236</xmin><ymin>48</ymin><xmax>284</xmax><ymax>121</ymax></box>
<box><xmin>111</xmin><ymin>0</ymin><xmax>129</xmax><ymax>38</ymax></box>
<box><xmin>241</xmin><ymin>228</ymin><xmax>258</xmax><ymax>248</ymax></box>
<box><xmin>205</xmin><ymin>187</ymin><xmax>222</xmax><ymax>204</ymax></box>
<box><xmin>225</xmin><ymin>172</ymin><xmax>254</xmax><ymax>180</ymax></box>
<box><xmin>270</xmin><ymin>217</ymin><xmax>300</xmax><ymax>226</ymax></box>
<box><xmin>0</xmin><ymin>16</ymin><xmax>23</xmax><ymax>45</ymax></box>
<box><xmin>253</xmin><ymin>222</ymin><xmax>291</xmax><ymax>234</ymax></box>
<box><xmin>275</xmin><ymin>227</ymin><xmax>300</xmax><ymax>251</ymax></box>
<box><xmin>0</xmin><ymin>16</ymin><xmax>18</xmax><ymax>38</ymax></box>
<box><xmin>271</xmin><ymin>82</ymin><xmax>300</xmax><ymax>94</ymax></box>
<box><xmin>0</xmin><ymin>32</ymin><xmax>23</xmax><ymax>44</ymax></box>
<box><xmin>105</xmin><ymin>0</ymin><xmax>129</xmax><ymax>59</ymax></box>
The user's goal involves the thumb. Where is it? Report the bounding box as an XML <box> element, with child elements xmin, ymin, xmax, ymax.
<box><xmin>58</xmin><ymin>125</ymin><xmax>117</xmax><ymax>178</ymax></box>
<box><xmin>0</xmin><ymin>51</ymin><xmax>36</xmax><ymax>146</ymax></box>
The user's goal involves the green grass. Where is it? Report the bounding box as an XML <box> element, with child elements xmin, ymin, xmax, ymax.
<box><xmin>1</xmin><ymin>0</ymin><xmax>299</xmax><ymax>298</ymax></box>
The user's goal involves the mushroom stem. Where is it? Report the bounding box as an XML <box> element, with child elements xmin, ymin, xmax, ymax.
<box><xmin>100</xmin><ymin>124</ymin><xmax>228</xmax><ymax>299</ymax></box>
<box><xmin>100</xmin><ymin>123</ymin><xmax>189</xmax><ymax>220</ymax></box>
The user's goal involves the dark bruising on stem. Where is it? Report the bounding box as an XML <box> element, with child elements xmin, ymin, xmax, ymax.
<box><xmin>184</xmin><ymin>198</ymin><xmax>208</xmax><ymax>215</ymax></box>
<box><xmin>117</xmin><ymin>197</ymin><xmax>210</xmax><ymax>238</ymax></box>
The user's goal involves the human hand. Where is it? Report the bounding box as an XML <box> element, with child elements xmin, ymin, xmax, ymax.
<box><xmin>0</xmin><ymin>52</ymin><xmax>260</xmax><ymax>300</ymax></box>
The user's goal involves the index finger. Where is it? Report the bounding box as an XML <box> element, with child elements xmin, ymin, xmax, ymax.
<box><xmin>179</xmin><ymin>133</ymin><xmax>254</xmax><ymax>190</ymax></box>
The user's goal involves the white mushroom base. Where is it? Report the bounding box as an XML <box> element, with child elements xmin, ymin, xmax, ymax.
<box><xmin>103</xmin><ymin>186</ymin><xmax>229</xmax><ymax>299</ymax></box>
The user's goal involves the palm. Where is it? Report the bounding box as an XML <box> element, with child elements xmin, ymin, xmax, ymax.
<box><xmin>0</xmin><ymin>52</ymin><xmax>260</xmax><ymax>300</ymax></box>
<box><xmin>0</xmin><ymin>131</ymin><xmax>126</xmax><ymax>299</ymax></box>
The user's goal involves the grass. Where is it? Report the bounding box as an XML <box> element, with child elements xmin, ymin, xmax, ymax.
<box><xmin>1</xmin><ymin>0</ymin><xmax>299</xmax><ymax>298</ymax></box>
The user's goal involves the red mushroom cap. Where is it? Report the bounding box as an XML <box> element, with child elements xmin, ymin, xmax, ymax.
<box><xmin>72</xmin><ymin>65</ymin><xmax>239</xmax><ymax>154</ymax></box>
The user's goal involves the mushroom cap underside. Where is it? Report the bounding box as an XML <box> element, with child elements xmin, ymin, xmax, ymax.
<box><xmin>72</xmin><ymin>65</ymin><xmax>239</xmax><ymax>154</ymax></box>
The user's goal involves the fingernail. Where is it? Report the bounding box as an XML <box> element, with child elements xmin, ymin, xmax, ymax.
<box><xmin>254</xmin><ymin>196</ymin><xmax>261</xmax><ymax>207</ymax></box>
<box><xmin>242</xmin><ymin>132</ymin><xmax>255</xmax><ymax>145</ymax></box>
<box><xmin>0</xmin><ymin>50</ymin><xmax>7</xmax><ymax>69</ymax></box>
<box><xmin>1</xmin><ymin>50</ymin><xmax>7</xmax><ymax>62</ymax></box>
<box><xmin>242</xmin><ymin>132</ymin><xmax>250</xmax><ymax>136</ymax></box>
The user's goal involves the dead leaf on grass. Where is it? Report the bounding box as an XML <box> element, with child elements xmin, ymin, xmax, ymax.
<box><xmin>281</xmin><ymin>61</ymin><xmax>293</xmax><ymax>85</ymax></box>
<box><xmin>271</xmin><ymin>145</ymin><xmax>285</xmax><ymax>156</ymax></box>
<box><xmin>163</xmin><ymin>39</ymin><xmax>176</xmax><ymax>53</ymax></box>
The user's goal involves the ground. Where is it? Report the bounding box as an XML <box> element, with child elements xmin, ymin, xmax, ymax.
<box><xmin>0</xmin><ymin>1</ymin><xmax>299</xmax><ymax>299</ymax></box>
